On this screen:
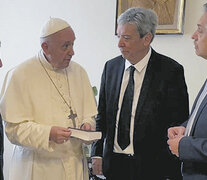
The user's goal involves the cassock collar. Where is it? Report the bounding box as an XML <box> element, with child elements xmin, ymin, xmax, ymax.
<box><xmin>38</xmin><ymin>50</ymin><xmax>63</xmax><ymax>72</ymax></box>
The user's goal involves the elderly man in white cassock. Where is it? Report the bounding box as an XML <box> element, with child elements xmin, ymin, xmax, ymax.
<box><xmin>0</xmin><ymin>18</ymin><xmax>97</xmax><ymax>180</ymax></box>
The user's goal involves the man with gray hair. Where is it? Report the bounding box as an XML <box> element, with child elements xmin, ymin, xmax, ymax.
<box><xmin>0</xmin><ymin>18</ymin><xmax>97</xmax><ymax>180</ymax></box>
<box><xmin>91</xmin><ymin>7</ymin><xmax>189</xmax><ymax>179</ymax></box>
<box><xmin>168</xmin><ymin>3</ymin><xmax>207</xmax><ymax>180</ymax></box>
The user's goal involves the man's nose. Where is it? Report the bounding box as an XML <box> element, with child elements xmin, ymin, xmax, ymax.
<box><xmin>191</xmin><ymin>31</ymin><xmax>197</xmax><ymax>40</ymax></box>
<box><xmin>118</xmin><ymin>38</ymin><xmax>124</xmax><ymax>47</ymax></box>
<box><xmin>67</xmin><ymin>47</ymin><xmax>75</xmax><ymax>56</ymax></box>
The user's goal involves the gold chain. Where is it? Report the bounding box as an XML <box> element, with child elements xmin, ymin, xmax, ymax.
<box><xmin>38</xmin><ymin>55</ymin><xmax>77</xmax><ymax>127</ymax></box>
<box><xmin>39</xmin><ymin>59</ymin><xmax>71</xmax><ymax>109</ymax></box>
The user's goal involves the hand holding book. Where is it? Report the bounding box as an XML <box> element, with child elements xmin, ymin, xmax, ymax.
<box><xmin>68</xmin><ymin>127</ymin><xmax>102</xmax><ymax>142</ymax></box>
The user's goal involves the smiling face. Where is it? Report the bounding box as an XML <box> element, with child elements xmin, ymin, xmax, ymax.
<box><xmin>192</xmin><ymin>12</ymin><xmax>207</xmax><ymax>59</ymax></box>
<box><xmin>116</xmin><ymin>23</ymin><xmax>152</xmax><ymax>64</ymax></box>
<box><xmin>42</xmin><ymin>27</ymin><xmax>75</xmax><ymax>69</ymax></box>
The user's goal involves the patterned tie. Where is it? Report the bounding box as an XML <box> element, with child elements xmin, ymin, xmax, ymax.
<box><xmin>118</xmin><ymin>66</ymin><xmax>135</xmax><ymax>150</ymax></box>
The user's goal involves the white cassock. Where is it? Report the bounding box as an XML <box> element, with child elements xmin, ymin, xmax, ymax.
<box><xmin>0</xmin><ymin>50</ymin><xmax>97</xmax><ymax>180</ymax></box>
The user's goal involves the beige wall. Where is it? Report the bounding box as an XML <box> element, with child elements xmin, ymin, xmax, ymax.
<box><xmin>0</xmin><ymin>0</ymin><xmax>207</xmax><ymax>179</ymax></box>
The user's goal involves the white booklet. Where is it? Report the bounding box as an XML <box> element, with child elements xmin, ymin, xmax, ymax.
<box><xmin>68</xmin><ymin>127</ymin><xmax>102</xmax><ymax>142</ymax></box>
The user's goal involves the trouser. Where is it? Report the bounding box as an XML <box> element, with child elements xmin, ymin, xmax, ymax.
<box><xmin>105</xmin><ymin>152</ymin><xmax>175</xmax><ymax>180</ymax></box>
<box><xmin>106</xmin><ymin>152</ymin><xmax>138</xmax><ymax>180</ymax></box>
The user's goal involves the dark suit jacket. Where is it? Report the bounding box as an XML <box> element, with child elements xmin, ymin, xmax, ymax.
<box><xmin>0</xmin><ymin>115</ymin><xmax>3</xmax><ymax>180</ymax></box>
<box><xmin>91</xmin><ymin>49</ymin><xmax>189</xmax><ymax>179</ymax></box>
<box><xmin>179</xmin><ymin>80</ymin><xmax>207</xmax><ymax>180</ymax></box>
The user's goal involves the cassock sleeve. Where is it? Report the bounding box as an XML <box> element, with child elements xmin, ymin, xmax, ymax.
<box><xmin>5</xmin><ymin>122</ymin><xmax>53</xmax><ymax>151</ymax></box>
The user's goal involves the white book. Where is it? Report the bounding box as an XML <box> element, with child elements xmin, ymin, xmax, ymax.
<box><xmin>68</xmin><ymin>127</ymin><xmax>102</xmax><ymax>142</ymax></box>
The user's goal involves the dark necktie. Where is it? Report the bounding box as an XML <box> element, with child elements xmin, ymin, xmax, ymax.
<box><xmin>117</xmin><ymin>66</ymin><xmax>135</xmax><ymax>150</ymax></box>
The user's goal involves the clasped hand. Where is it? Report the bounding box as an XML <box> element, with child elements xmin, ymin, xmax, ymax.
<box><xmin>167</xmin><ymin>126</ymin><xmax>185</xmax><ymax>157</ymax></box>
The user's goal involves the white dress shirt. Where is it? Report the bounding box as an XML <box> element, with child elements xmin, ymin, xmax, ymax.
<box><xmin>113</xmin><ymin>48</ymin><xmax>151</xmax><ymax>155</ymax></box>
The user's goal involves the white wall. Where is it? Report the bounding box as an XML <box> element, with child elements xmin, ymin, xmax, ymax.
<box><xmin>0</xmin><ymin>0</ymin><xmax>207</xmax><ymax>179</ymax></box>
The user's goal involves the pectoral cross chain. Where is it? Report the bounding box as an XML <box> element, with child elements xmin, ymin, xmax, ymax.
<box><xmin>39</xmin><ymin>60</ymin><xmax>77</xmax><ymax>128</ymax></box>
<box><xmin>68</xmin><ymin>108</ymin><xmax>77</xmax><ymax>127</ymax></box>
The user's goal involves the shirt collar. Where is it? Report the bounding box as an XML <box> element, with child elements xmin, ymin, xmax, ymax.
<box><xmin>125</xmin><ymin>48</ymin><xmax>151</xmax><ymax>72</ymax></box>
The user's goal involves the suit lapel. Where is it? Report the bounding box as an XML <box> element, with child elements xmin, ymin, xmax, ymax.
<box><xmin>190</xmin><ymin>80</ymin><xmax>207</xmax><ymax>135</ymax></box>
<box><xmin>111</xmin><ymin>57</ymin><xmax>125</xmax><ymax>124</ymax></box>
<box><xmin>190</xmin><ymin>79</ymin><xmax>207</xmax><ymax>116</ymax></box>
<box><xmin>134</xmin><ymin>49</ymin><xmax>155</xmax><ymax>125</ymax></box>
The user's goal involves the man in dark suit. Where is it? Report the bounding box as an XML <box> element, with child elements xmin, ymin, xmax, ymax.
<box><xmin>0</xmin><ymin>58</ymin><xmax>4</xmax><ymax>180</ymax></box>
<box><xmin>91</xmin><ymin>7</ymin><xmax>189</xmax><ymax>180</ymax></box>
<box><xmin>168</xmin><ymin>3</ymin><xmax>207</xmax><ymax>180</ymax></box>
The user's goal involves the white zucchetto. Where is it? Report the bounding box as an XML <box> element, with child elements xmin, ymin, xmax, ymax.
<box><xmin>40</xmin><ymin>17</ymin><xmax>70</xmax><ymax>38</ymax></box>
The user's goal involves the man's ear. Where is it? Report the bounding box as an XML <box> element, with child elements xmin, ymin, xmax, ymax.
<box><xmin>41</xmin><ymin>42</ymin><xmax>49</xmax><ymax>55</ymax></box>
<box><xmin>143</xmin><ymin>33</ymin><xmax>153</xmax><ymax>46</ymax></box>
